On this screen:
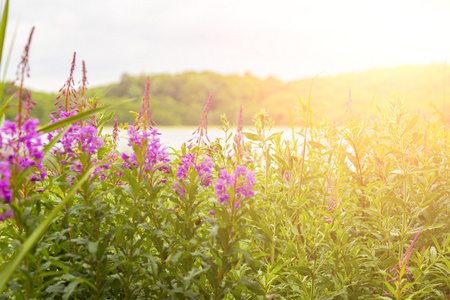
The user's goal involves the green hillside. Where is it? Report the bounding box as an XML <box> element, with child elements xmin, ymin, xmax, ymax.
<box><xmin>14</xmin><ymin>63</ymin><xmax>450</xmax><ymax>126</ymax></box>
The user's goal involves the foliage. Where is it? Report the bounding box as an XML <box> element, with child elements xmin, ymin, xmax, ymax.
<box><xmin>1</xmin><ymin>7</ymin><xmax>450</xmax><ymax>300</ymax></box>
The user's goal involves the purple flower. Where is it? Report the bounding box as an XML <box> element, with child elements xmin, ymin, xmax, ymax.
<box><xmin>1</xmin><ymin>119</ymin><xmax>45</xmax><ymax>173</ymax></box>
<box><xmin>214</xmin><ymin>165</ymin><xmax>255</xmax><ymax>209</ymax></box>
<box><xmin>0</xmin><ymin>209</ymin><xmax>13</xmax><ymax>222</ymax></box>
<box><xmin>123</xmin><ymin>126</ymin><xmax>170</xmax><ymax>175</ymax></box>
<box><xmin>1</xmin><ymin>119</ymin><xmax>44</xmax><ymax>170</ymax></box>
<box><xmin>172</xmin><ymin>154</ymin><xmax>213</xmax><ymax>195</ymax></box>
<box><xmin>324</xmin><ymin>176</ymin><xmax>343</xmax><ymax>223</ymax></box>
<box><xmin>134</xmin><ymin>76</ymin><xmax>156</xmax><ymax>130</ymax></box>
<box><xmin>1</xmin><ymin>119</ymin><xmax>45</xmax><ymax>219</ymax></box>
<box><xmin>383</xmin><ymin>228</ymin><xmax>423</xmax><ymax>296</ymax></box>
<box><xmin>189</xmin><ymin>92</ymin><xmax>212</xmax><ymax>147</ymax></box>
<box><xmin>48</xmin><ymin>114</ymin><xmax>105</xmax><ymax>184</ymax></box>
<box><xmin>9</xmin><ymin>27</ymin><xmax>36</xmax><ymax>125</ymax></box>
<box><xmin>112</xmin><ymin>117</ymin><xmax>119</xmax><ymax>150</ymax></box>
<box><xmin>51</xmin><ymin>113</ymin><xmax>103</xmax><ymax>157</ymax></box>
<box><xmin>54</xmin><ymin>52</ymin><xmax>78</xmax><ymax>113</ymax></box>
<box><xmin>50</xmin><ymin>113</ymin><xmax>103</xmax><ymax>161</ymax></box>
<box><xmin>77</xmin><ymin>125</ymin><xmax>104</xmax><ymax>156</ymax></box>
<box><xmin>0</xmin><ymin>162</ymin><xmax>12</xmax><ymax>203</ymax></box>
<box><xmin>77</xmin><ymin>60</ymin><xmax>88</xmax><ymax>111</ymax></box>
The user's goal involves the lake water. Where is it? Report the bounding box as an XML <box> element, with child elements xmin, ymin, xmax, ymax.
<box><xmin>103</xmin><ymin>126</ymin><xmax>292</xmax><ymax>153</ymax></box>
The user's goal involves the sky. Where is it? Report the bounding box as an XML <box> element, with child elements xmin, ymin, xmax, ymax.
<box><xmin>2</xmin><ymin>0</ymin><xmax>450</xmax><ymax>92</ymax></box>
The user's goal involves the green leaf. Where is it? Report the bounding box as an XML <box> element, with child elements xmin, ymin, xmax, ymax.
<box><xmin>87</xmin><ymin>241</ymin><xmax>98</xmax><ymax>257</ymax></box>
<box><xmin>379</xmin><ymin>196</ymin><xmax>404</xmax><ymax>207</ymax></box>
<box><xmin>62</xmin><ymin>280</ymin><xmax>81</xmax><ymax>300</ymax></box>
<box><xmin>97</xmin><ymin>110</ymin><xmax>115</xmax><ymax>127</ymax></box>
<box><xmin>0</xmin><ymin>94</ymin><xmax>12</xmax><ymax>121</ymax></box>
<box><xmin>390</xmin><ymin>169</ymin><xmax>405</xmax><ymax>176</ymax></box>
<box><xmin>239</xmin><ymin>277</ymin><xmax>265</xmax><ymax>295</ymax></box>
<box><xmin>0</xmin><ymin>0</ymin><xmax>9</xmax><ymax>66</ymax></box>
<box><xmin>0</xmin><ymin>168</ymin><xmax>95</xmax><ymax>291</ymax></box>
<box><xmin>37</xmin><ymin>99</ymin><xmax>132</xmax><ymax>133</ymax></box>
<box><xmin>292</xmin><ymin>266</ymin><xmax>313</xmax><ymax>277</ymax></box>
<box><xmin>409</xmin><ymin>166</ymin><xmax>439</xmax><ymax>174</ymax></box>
<box><xmin>422</xmin><ymin>223</ymin><xmax>445</xmax><ymax>231</ymax></box>
<box><xmin>217</xmin><ymin>227</ymin><xmax>230</xmax><ymax>251</ymax></box>
<box><xmin>38</xmin><ymin>107</ymin><xmax>106</xmax><ymax>133</ymax></box>
<box><xmin>383</xmin><ymin>281</ymin><xmax>398</xmax><ymax>298</ymax></box>
<box><xmin>308</xmin><ymin>140</ymin><xmax>325</xmax><ymax>148</ymax></box>
<box><xmin>268</xmin><ymin>131</ymin><xmax>283</xmax><ymax>141</ymax></box>
<box><xmin>42</xmin><ymin>125</ymin><xmax>70</xmax><ymax>155</ymax></box>
<box><xmin>401</xmin><ymin>114</ymin><xmax>419</xmax><ymax>135</ymax></box>
<box><xmin>243</xmin><ymin>132</ymin><xmax>260</xmax><ymax>141</ymax></box>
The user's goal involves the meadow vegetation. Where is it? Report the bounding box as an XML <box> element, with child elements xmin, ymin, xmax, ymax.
<box><xmin>1</xmin><ymin>2</ymin><xmax>450</xmax><ymax>299</ymax></box>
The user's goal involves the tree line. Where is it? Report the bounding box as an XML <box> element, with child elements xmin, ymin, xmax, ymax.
<box><xmin>6</xmin><ymin>63</ymin><xmax>450</xmax><ymax>127</ymax></box>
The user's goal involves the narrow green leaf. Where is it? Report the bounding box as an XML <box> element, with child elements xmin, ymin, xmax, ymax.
<box><xmin>409</xmin><ymin>166</ymin><xmax>439</xmax><ymax>174</ymax></box>
<box><xmin>42</xmin><ymin>126</ymin><xmax>70</xmax><ymax>155</ymax></box>
<box><xmin>379</xmin><ymin>196</ymin><xmax>404</xmax><ymax>207</ymax></box>
<box><xmin>239</xmin><ymin>277</ymin><xmax>265</xmax><ymax>295</ymax></box>
<box><xmin>38</xmin><ymin>99</ymin><xmax>132</xmax><ymax>133</ymax></box>
<box><xmin>402</xmin><ymin>114</ymin><xmax>419</xmax><ymax>135</ymax></box>
<box><xmin>268</xmin><ymin>131</ymin><xmax>283</xmax><ymax>141</ymax></box>
<box><xmin>87</xmin><ymin>241</ymin><xmax>98</xmax><ymax>257</ymax></box>
<box><xmin>97</xmin><ymin>110</ymin><xmax>115</xmax><ymax>127</ymax></box>
<box><xmin>38</xmin><ymin>107</ymin><xmax>108</xmax><ymax>133</ymax></box>
<box><xmin>292</xmin><ymin>265</ymin><xmax>313</xmax><ymax>277</ymax></box>
<box><xmin>0</xmin><ymin>0</ymin><xmax>9</xmax><ymax>65</ymax></box>
<box><xmin>308</xmin><ymin>140</ymin><xmax>325</xmax><ymax>148</ymax></box>
<box><xmin>243</xmin><ymin>132</ymin><xmax>260</xmax><ymax>141</ymax></box>
<box><xmin>390</xmin><ymin>169</ymin><xmax>405</xmax><ymax>176</ymax></box>
<box><xmin>0</xmin><ymin>94</ymin><xmax>12</xmax><ymax>121</ymax></box>
<box><xmin>62</xmin><ymin>280</ymin><xmax>81</xmax><ymax>300</ymax></box>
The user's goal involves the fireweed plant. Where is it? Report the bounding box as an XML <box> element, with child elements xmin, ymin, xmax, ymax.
<box><xmin>0</xmin><ymin>15</ymin><xmax>450</xmax><ymax>300</ymax></box>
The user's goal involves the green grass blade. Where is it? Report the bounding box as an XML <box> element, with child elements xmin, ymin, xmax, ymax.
<box><xmin>37</xmin><ymin>99</ymin><xmax>132</xmax><ymax>134</ymax></box>
<box><xmin>0</xmin><ymin>0</ymin><xmax>9</xmax><ymax>65</ymax></box>
<box><xmin>0</xmin><ymin>93</ymin><xmax>12</xmax><ymax>123</ymax></box>
<box><xmin>38</xmin><ymin>107</ymin><xmax>110</xmax><ymax>133</ymax></box>
<box><xmin>0</xmin><ymin>168</ymin><xmax>94</xmax><ymax>291</ymax></box>
<box><xmin>42</xmin><ymin>125</ymin><xmax>70</xmax><ymax>155</ymax></box>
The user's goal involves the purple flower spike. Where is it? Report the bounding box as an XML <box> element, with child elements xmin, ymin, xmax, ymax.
<box><xmin>214</xmin><ymin>165</ymin><xmax>255</xmax><ymax>209</ymax></box>
<box><xmin>55</xmin><ymin>52</ymin><xmax>78</xmax><ymax>113</ymax></box>
<box><xmin>123</xmin><ymin>126</ymin><xmax>169</xmax><ymax>176</ymax></box>
<box><xmin>1</xmin><ymin>118</ymin><xmax>46</xmax><ymax>218</ymax></box>
<box><xmin>383</xmin><ymin>228</ymin><xmax>423</xmax><ymax>296</ymax></box>
<box><xmin>9</xmin><ymin>27</ymin><xmax>36</xmax><ymax>125</ymax></box>
<box><xmin>172</xmin><ymin>154</ymin><xmax>213</xmax><ymax>196</ymax></box>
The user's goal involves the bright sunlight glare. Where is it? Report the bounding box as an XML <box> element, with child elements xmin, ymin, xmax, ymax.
<box><xmin>3</xmin><ymin>0</ymin><xmax>450</xmax><ymax>92</ymax></box>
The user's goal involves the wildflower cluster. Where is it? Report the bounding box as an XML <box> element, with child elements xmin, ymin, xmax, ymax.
<box><xmin>50</xmin><ymin>119</ymin><xmax>103</xmax><ymax>157</ymax></box>
<box><xmin>122</xmin><ymin>126</ymin><xmax>169</xmax><ymax>175</ymax></box>
<box><xmin>214</xmin><ymin>165</ymin><xmax>255</xmax><ymax>209</ymax></box>
<box><xmin>46</xmin><ymin>112</ymin><xmax>107</xmax><ymax>187</ymax></box>
<box><xmin>172</xmin><ymin>153</ymin><xmax>213</xmax><ymax>195</ymax></box>
<box><xmin>0</xmin><ymin>118</ymin><xmax>44</xmax><ymax>220</ymax></box>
